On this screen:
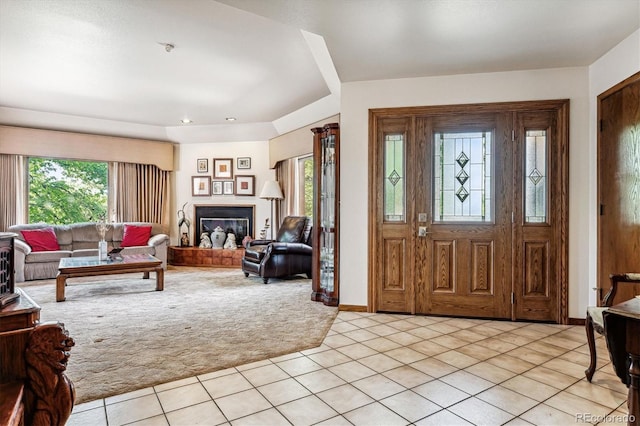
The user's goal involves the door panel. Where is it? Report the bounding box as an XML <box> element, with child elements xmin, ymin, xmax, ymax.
<box><xmin>598</xmin><ymin>73</ymin><xmax>640</xmax><ymax>305</ymax></box>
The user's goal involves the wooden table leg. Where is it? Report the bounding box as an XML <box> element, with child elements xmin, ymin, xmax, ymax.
<box><xmin>627</xmin><ymin>321</ymin><xmax>640</xmax><ymax>426</ymax></box>
<box><xmin>155</xmin><ymin>268</ymin><xmax>164</xmax><ymax>291</ymax></box>
<box><xmin>143</xmin><ymin>271</ymin><xmax>150</xmax><ymax>279</ymax></box>
<box><xmin>55</xmin><ymin>274</ymin><xmax>67</xmax><ymax>302</ymax></box>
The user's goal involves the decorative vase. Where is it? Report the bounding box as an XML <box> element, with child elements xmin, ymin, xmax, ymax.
<box><xmin>98</xmin><ymin>240</ymin><xmax>108</xmax><ymax>261</ymax></box>
<box><xmin>180</xmin><ymin>232</ymin><xmax>190</xmax><ymax>247</ymax></box>
<box><xmin>211</xmin><ymin>226</ymin><xmax>226</xmax><ymax>249</ymax></box>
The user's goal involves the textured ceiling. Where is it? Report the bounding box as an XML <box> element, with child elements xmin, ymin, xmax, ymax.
<box><xmin>0</xmin><ymin>0</ymin><xmax>638</xmax><ymax>142</ymax></box>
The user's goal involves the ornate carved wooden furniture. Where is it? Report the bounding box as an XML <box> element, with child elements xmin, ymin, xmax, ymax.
<box><xmin>241</xmin><ymin>216</ymin><xmax>312</xmax><ymax>284</ymax></box>
<box><xmin>311</xmin><ymin>123</ymin><xmax>340</xmax><ymax>306</ymax></box>
<box><xmin>0</xmin><ymin>289</ymin><xmax>75</xmax><ymax>425</ymax></box>
<box><xmin>603</xmin><ymin>298</ymin><xmax>640</xmax><ymax>426</ymax></box>
<box><xmin>585</xmin><ymin>273</ymin><xmax>640</xmax><ymax>382</ymax></box>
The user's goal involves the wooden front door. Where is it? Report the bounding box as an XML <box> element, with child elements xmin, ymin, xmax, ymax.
<box><xmin>598</xmin><ymin>72</ymin><xmax>640</xmax><ymax>305</ymax></box>
<box><xmin>370</xmin><ymin>101</ymin><xmax>569</xmax><ymax>322</ymax></box>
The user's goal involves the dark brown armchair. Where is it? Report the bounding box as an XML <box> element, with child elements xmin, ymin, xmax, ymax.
<box><xmin>241</xmin><ymin>216</ymin><xmax>312</xmax><ymax>284</ymax></box>
<box><xmin>585</xmin><ymin>272</ymin><xmax>640</xmax><ymax>382</ymax></box>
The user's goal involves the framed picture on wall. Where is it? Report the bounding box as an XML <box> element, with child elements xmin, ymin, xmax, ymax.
<box><xmin>237</xmin><ymin>157</ymin><xmax>251</xmax><ymax>169</ymax></box>
<box><xmin>212</xmin><ymin>180</ymin><xmax>223</xmax><ymax>195</ymax></box>
<box><xmin>197</xmin><ymin>158</ymin><xmax>208</xmax><ymax>173</ymax></box>
<box><xmin>213</xmin><ymin>158</ymin><xmax>234</xmax><ymax>179</ymax></box>
<box><xmin>223</xmin><ymin>181</ymin><xmax>234</xmax><ymax>195</ymax></box>
<box><xmin>191</xmin><ymin>176</ymin><xmax>211</xmax><ymax>196</ymax></box>
<box><xmin>235</xmin><ymin>175</ymin><xmax>255</xmax><ymax>196</ymax></box>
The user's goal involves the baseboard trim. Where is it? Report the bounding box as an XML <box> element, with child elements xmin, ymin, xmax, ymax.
<box><xmin>338</xmin><ymin>304</ymin><xmax>367</xmax><ymax>312</ymax></box>
<box><xmin>568</xmin><ymin>317</ymin><xmax>585</xmax><ymax>326</ymax></box>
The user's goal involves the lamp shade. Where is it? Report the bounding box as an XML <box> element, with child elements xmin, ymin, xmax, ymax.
<box><xmin>259</xmin><ymin>180</ymin><xmax>284</xmax><ymax>200</ymax></box>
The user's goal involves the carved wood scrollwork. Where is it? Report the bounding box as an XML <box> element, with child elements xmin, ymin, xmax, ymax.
<box><xmin>25</xmin><ymin>322</ymin><xmax>75</xmax><ymax>426</ymax></box>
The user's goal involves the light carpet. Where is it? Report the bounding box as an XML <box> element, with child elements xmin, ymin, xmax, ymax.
<box><xmin>19</xmin><ymin>267</ymin><xmax>338</xmax><ymax>404</ymax></box>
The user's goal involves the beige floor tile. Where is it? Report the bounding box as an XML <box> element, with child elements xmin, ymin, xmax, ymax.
<box><xmin>434</xmin><ymin>350</ymin><xmax>479</xmax><ymax>369</ymax></box>
<box><xmin>275</xmin><ymin>356</ymin><xmax>323</xmax><ymax>376</ymax></box>
<box><xmin>540</xmin><ymin>334</ymin><xmax>583</xmax><ymax>350</ymax></box>
<box><xmin>232</xmin><ymin>408</ymin><xmax>290</xmax><ymax>425</ymax></box>
<box><xmin>520</xmin><ymin>403</ymin><xmax>580</xmax><ymax>425</ymax></box>
<box><xmin>164</xmin><ymin>401</ymin><xmax>227</xmax><ymax>426</ymax></box>
<box><xmin>414</xmin><ymin>409</ymin><xmax>473</xmax><ymax>425</ymax></box>
<box><xmin>315</xmin><ymin>415</ymin><xmax>352</xmax><ymax>425</ymax></box>
<box><xmin>235</xmin><ymin>359</ymin><xmax>271</xmax><ymax>371</ymax></box>
<box><xmin>565</xmin><ymin>380</ymin><xmax>628</xmax><ymax>409</ymax></box>
<box><xmin>197</xmin><ymin>367</ymin><xmax>238</xmax><ymax>382</ymax></box>
<box><xmin>215</xmin><ymin>388</ymin><xmax>272</xmax><ymax>421</ymax></box>
<box><xmin>387</xmin><ymin>319</ymin><xmax>421</xmax><ymax>332</ymax></box>
<box><xmin>154</xmin><ymin>376</ymin><xmax>199</xmax><ymax>393</ymax></box>
<box><xmin>446</xmin><ymin>318</ymin><xmax>487</xmax><ymax>329</ymax></box>
<box><xmin>257</xmin><ymin>378</ymin><xmax>311</xmax><ymax>406</ymax></box>
<box><xmin>412</xmin><ymin>380</ymin><xmax>470</xmax><ymax>408</ymax></box>
<box><xmin>105</xmin><ymin>394</ymin><xmax>164</xmax><ymax>426</ymax></box>
<box><xmin>507</xmin><ymin>346</ymin><xmax>556</xmax><ymax>365</ymax></box>
<box><xmin>343</xmin><ymin>401</ymin><xmax>408</xmax><ymax>426</ymax></box>
<box><xmin>426</xmin><ymin>322</ymin><xmax>461</xmax><ymax>334</ymax></box>
<box><xmin>542</xmin><ymin>357</ymin><xmax>592</xmax><ymax>378</ymax></box>
<box><xmin>269</xmin><ymin>352</ymin><xmax>303</xmax><ymax>362</ymax></box>
<box><xmin>407</xmin><ymin>326</ymin><xmax>443</xmax><ymax>340</ymax></box>
<box><xmin>316</xmin><ymin>384</ymin><xmax>374</xmax><ymax>413</ymax></box>
<box><xmin>383</xmin><ymin>346</ymin><xmax>428</xmax><ymax>364</ymax></box>
<box><xmin>456</xmin><ymin>343</ymin><xmax>502</xmax><ymax>360</ymax></box>
<box><xmin>105</xmin><ymin>387</ymin><xmax>155</xmax><ymax>405</ymax></box>
<box><xmin>450</xmin><ymin>329</ymin><xmax>487</xmax><ymax>343</ymax></box>
<box><xmin>523</xmin><ymin>341</ymin><xmax>568</xmax><ymax>357</ymax></box>
<box><xmin>336</xmin><ymin>342</ymin><xmax>379</xmax><ymax>359</ymax></box>
<box><xmin>357</xmin><ymin>353</ymin><xmax>404</xmax><ymax>373</ymax></box>
<box><xmin>440</xmin><ymin>370</ymin><xmax>494</xmax><ymax>395</ymax></box>
<box><xmin>352</xmin><ymin>374</ymin><xmax>407</xmax><ymax>400</ymax></box>
<box><xmin>240</xmin><ymin>364</ymin><xmax>290</xmax><ymax>387</ymax></box>
<box><xmin>349</xmin><ymin>317</ymin><xmax>381</xmax><ymax>329</ymax></box>
<box><xmin>495</xmin><ymin>332</ymin><xmax>538</xmax><ymax>347</ymax></box>
<box><xmin>503</xmin><ymin>417</ymin><xmax>535</xmax><ymax>426</ymax></box>
<box><xmin>382</xmin><ymin>365</ymin><xmax>434</xmax><ymax>388</ymax></box>
<box><xmin>475</xmin><ymin>337</ymin><xmax>519</xmax><ymax>353</ymax></box>
<box><xmin>67</xmin><ymin>407</ymin><xmax>108</xmax><ymax>426</ymax></box>
<box><xmin>380</xmin><ymin>390</ymin><xmax>441</xmax><ymax>422</ymax></box>
<box><xmin>430</xmin><ymin>334</ymin><xmax>469</xmax><ymax>349</ymax></box>
<box><xmin>322</xmin><ymin>334</ymin><xmax>358</xmax><ymax>348</ymax></box>
<box><xmin>485</xmin><ymin>353</ymin><xmax>536</xmax><ymax>374</ymax></box>
<box><xmin>523</xmin><ymin>366</ymin><xmax>580</xmax><ymax>390</ymax></box>
<box><xmin>501</xmin><ymin>375</ymin><xmax>560</xmax><ymax>402</ymax></box>
<box><xmin>277</xmin><ymin>394</ymin><xmax>338</xmax><ymax>426</ymax></box>
<box><xmin>476</xmin><ymin>385</ymin><xmax>538</xmax><ymax>415</ymax></box>
<box><xmin>307</xmin><ymin>349</ymin><xmax>352</xmax><ymax>368</ymax></box>
<box><xmin>484</xmin><ymin>321</ymin><xmax>525</xmax><ymax>332</ymax></box>
<box><xmin>360</xmin><ymin>336</ymin><xmax>402</xmax><ymax>352</ymax></box>
<box><xmin>157</xmin><ymin>382</ymin><xmax>211</xmax><ymax>413</ymax></box>
<box><xmin>589</xmin><ymin>371</ymin><xmax>629</xmax><ymax>394</ymax></box>
<box><xmin>465</xmin><ymin>361</ymin><xmax>517</xmax><ymax>384</ymax></box>
<box><xmin>71</xmin><ymin>399</ymin><xmax>104</xmax><ymax>413</ymax></box>
<box><xmin>330</xmin><ymin>321</ymin><xmax>360</xmax><ymax>333</ymax></box>
<box><xmin>508</xmin><ymin>326</ymin><xmax>551</xmax><ymax>340</ymax></box>
<box><xmin>328</xmin><ymin>360</ymin><xmax>377</xmax><ymax>382</ymax></box>
<box><xmin>405</xmin><ymin>316</ymin><xmax>441</xmax><ymax>326</ymax></box>
<box><xmin>295</xmin><ymin>369</ymin><xmax>346</xmax><ymax>393</ymax></box>
<box><xmin>449</xmin><ymin>396</ymin><xmax>514</xmax><ymax>425</ymax></box>
<box><xmin>544</xmin><ymin>390</ymin><xmax>612</xmax><ymax>419</ymax></box>
<box><xmin>341</xmin><ymin>328</ymin><xmax>379</xmax><ymax>343</ymax></box>
<box><xmin>385</xmin><ymin>331</ymin><xmax>424</xmax><ymax>345</ymax></box>
<box><xmin>468</xmin><ymin>325</ymin><xmax>505</xmax><ymax>338</ymax></box>
<box><xmin>409</xmin><ymin>340</ymin><xmax>450</xmax><ymax>356</ymax></box>
<box><xmin>201</xmin><ymin>372</ymin><xmax>253</xmax><ymax>399</ymax></box>
<box><xmin>367</xmin><ymin>323</ymin><xmax>403</xmax><ymax>336</ymax></box>
<box><xmin>409</xmin><ymin>357</ymin><xmax>458</xmax><ymax>378</ymax></box>
<box><xmin>128</xmin><ymin>415</ymin><xmax>169</xmax><ymax>426</ymax></box>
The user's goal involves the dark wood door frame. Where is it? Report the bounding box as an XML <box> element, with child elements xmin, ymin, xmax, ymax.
<box><xmin>368</xmin><ymin>100</ymin><xmax>570</xmax><ymax>323</ymax></box>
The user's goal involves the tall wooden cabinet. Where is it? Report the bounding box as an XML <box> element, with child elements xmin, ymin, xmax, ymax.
<box><xmin>311</xmin><ymin>123</ymin><xmax>340</xmax><ymax>306</ymax></box>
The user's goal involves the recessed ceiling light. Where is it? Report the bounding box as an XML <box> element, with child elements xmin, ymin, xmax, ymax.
<box><xmin>181</xmin><ymin>118</ymin><xmax>192</xmax><ymax>124</ymax></box>
<box><xmin>225</xmin><ymin>117</ymin><xmax>236</xmax><ymax>122</ymax></box>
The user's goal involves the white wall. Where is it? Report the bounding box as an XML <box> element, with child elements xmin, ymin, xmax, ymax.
<box><xmin>171</xmin><ymin>140</ymin><xmax>274</xmax><ymax>246</ymax></box>
<box><xmin>340</xmin><ymin>67</ymin><xmax>593</xmax><ymax>318</ymax></box>
<box><xmin>587</xmin><ymin>29</ymin><xmax>640</xmax><ymax>306</ymax></box>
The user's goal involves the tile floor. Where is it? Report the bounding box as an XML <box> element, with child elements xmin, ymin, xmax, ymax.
<box><xmin>68</xmin><ymin>312</ymin><xmax>632</xmax><ymax>426</ymax></box>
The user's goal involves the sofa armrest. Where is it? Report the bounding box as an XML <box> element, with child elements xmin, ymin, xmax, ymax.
<box><xmin>267</xmin><ymin>242</ymin><xmax>312</xmax><ymax>256</ymax></box>
<box><xmin>247</xmin><ymin>239</ymin><xmax>274</xmax><ymax>247</ymax></box>
<box><xmin>13</xmin><ymin>239</ymin><xmax>30</xmax><ymax>282</ymax></box>
<box><xmin>14</xmin><ymin>239</ymin><xmax>32</xmax><ymax>256</ymax></box>
<box><xmin>148</xmin><ymin>234</ymin><xmax>169</xmax><ymax>247</ymax></box>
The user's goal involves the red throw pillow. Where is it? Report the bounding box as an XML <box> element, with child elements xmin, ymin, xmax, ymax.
<box><xmin>21</xmin><ymin>227</ymin><xmax>60</xmax><ymax>252</ymax></box>
<box><xmin>121</xmin><ymin>225</ymin><xmax>152</xmax><ymax>247</ymax></box>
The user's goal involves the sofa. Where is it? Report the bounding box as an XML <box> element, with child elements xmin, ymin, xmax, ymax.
<box><xmin>8</xmin><ymin>222</ymin><xmax>170</xmax><ymax>282</ymax></box>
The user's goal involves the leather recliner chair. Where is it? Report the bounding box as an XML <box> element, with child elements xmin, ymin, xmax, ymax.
<box><xmin>241</xmin><ymin>216</ymin><xmax>312</xmax><ymax>284</ymax></box>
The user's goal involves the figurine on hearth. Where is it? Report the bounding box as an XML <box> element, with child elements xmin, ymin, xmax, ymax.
<box><xmin>199</xmin><ymin>233</ymin><xmax>212</xmax><ymax>248</ymax></box>
<box><xmin>223</xmin><ymin>233</ymin><xmax>237</xmax><ymax>250</ymax></box>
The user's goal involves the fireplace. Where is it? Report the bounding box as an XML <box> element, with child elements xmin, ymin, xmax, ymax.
<box><xmin>193</xmin><ymin>205</ymin><xmax>255</xmax><ymax>245</ymax></box>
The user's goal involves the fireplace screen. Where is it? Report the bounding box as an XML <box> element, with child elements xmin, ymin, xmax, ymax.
<box><xmin>194</xmin><ymin>205</ymin><xmax>254</xmax><ymax>245</ymax></box>
<box><xmin>200</xmin><ymin>218</ymin><xmax>250</xmax><ymax>242</ymax></box>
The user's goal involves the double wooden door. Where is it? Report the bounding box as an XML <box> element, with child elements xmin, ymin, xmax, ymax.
<box><xmin>370</xmin><ymin>100</ymin><xmax>568</xmax><ymax>322</ymax></box>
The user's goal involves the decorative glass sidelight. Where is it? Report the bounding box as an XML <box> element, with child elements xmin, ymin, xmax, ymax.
<box><xmin>525</xmin><ymin>130</ymin><xmax>547</xmax><ymax>223</ymax></box>
<box><xmin>433</xmin><ymin>131</ymin><xmax>492</xmax><ymax>222</ymax></box>
<box><xmin>384</xmin><ymin>133</ymin><xmax>406</xmax><ymax>222</ymax></box>
<box><xmin>321</xmin><ymin>134</ymin><xmax>336</xmax><ymax>228</ymax></box>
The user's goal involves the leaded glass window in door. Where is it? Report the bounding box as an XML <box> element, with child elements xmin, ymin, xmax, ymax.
<box><xmin>525</xmin><ymin>130</ymin><xmax>547</xmax><ymax>223</ymax></box>
<box><xmin>384</xmin><ymin>133</ymin><xmax>405</xmax><ymax>222</ymax></box>
<box><xmin>433</xmin><ymin>131</ymin><xmax>492</xmax><ymax>222</ymax></box>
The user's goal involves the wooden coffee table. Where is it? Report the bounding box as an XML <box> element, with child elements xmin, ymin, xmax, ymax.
<box><xmin>56</xmin><ymin>254</ymin><xmax>163</xmax><ymax>302</ymax></box>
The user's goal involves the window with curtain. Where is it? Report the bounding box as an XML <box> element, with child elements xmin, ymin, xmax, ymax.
<box><xmin>275</xmin><ymin>154</ymin><xmax>314</xmax><ymax>225</ymax></box>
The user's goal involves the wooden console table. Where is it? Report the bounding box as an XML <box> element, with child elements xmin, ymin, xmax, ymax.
<box><xmin>604</xmin><ymin>297</ymin><xmax>640</xmax><ymax>426</ymax></box>
<box><xmin>168</xmin><ymin>246</ymin><xmax>244</xmax><ymax>267</ymax></box>
<box><xmin>0</xmin><ymin>289</ymin><xmax>74</xmax><ymax>425</ymax></box>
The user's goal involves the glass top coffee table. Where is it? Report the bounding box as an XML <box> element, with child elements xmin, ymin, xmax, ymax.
<box><xmin>56</xmin><ymin>254</ymin><xmax>163</xmax><ymax>302</ymax></box>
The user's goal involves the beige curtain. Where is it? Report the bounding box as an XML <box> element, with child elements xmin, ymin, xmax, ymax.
<box><xmin>111</xmin><ymin>162</ymin><xmax>171</xmax><ymax>225</ymax></box>
<box><xmin>0</xmin><ymin>154</ymin><xmax>26</xmax><ymax>230</ymax></box>
<box><xmin>275</xmin><ymin>158</ymin><xmax>297</xmax><ymax>225</ymax></box>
